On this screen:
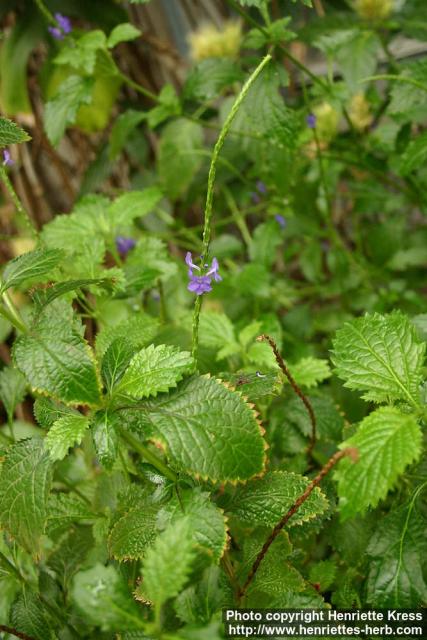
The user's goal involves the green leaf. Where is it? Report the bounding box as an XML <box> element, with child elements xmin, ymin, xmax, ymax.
<box><xmin>399</xmin><ymin>131</ymin><xmax>427</xmax><ymax>175</ymax></box>
<box><xmin>335</xmin><ymin>30</ymin><xmax>379</xmax><ymax>91</ymax></box>
<box><xmin>158</xmin><ymin>118</ymin><xmax>203</xmax><ymax>199</ymax></box>
<box><xmin>33</xmin><ymin>396</ymin><xmax>77</xmax><ymax>428</ymax></box>
<box><xmin>44</xmin><ymin>75</ymin><xmax>94</xmax><ymax>146</ymax></box>
<box><xmin>309</xmin><ymin>559</ymin><xmax>337</xmax><ymax>592</ymax></box>
<box><xmin>0</xmin><ymin>116</ymin><xmax>31</xmax><ymax>146</ymax></box>
<box><xmin>183</xmin><ymin>59</ymin><xmax>243</xmax><ymax>102</ymax></box>
<box><xmin>223</xmin><ymin>471</ymin><xmax>328</xmax><ymax>528</ymax></box>
<box><xmin>108</xmin><ymin>187</ymin><xmax>163</xmax><ymax>230</ymax></box>
<box><xmin>1</xmin><ymin>248</ymin><xmax>63</xmax><ymax>293</ymax></box>
<box><xmin>101</xmin><ymin>338</ymin><xmax>135</xmax><ymax>393</ymax></box>
<box><xmin>147</xmin><ymin>84</ymin><xmax>181</xmax><ymax>128</ymax></box>
<box><xmin>366</xmin><ymin>502</ymin><xmax>427</xmax><ymax>607</ymax></box>
<box><xmin>55</xmin><ymin>30</ymin><xmax>107</xmax><ymax>74</ymax></box>
<box><xmin>125</xmin><ymin>375</ymin><xmax>266</xmax><ymax>482</ymax></box>
<box><xmin>13</xmin><ymin>301</ymin><xmax>101</xmax><ymax>406</ymax></box>
<box><xmin>11</xmin><ymin>588</ymin><xmax>54</xmax><ymax>640</ymax></box>
<box><xmin>108</xmin><ymin>22</ymin><xmax>141</xmax><ymax>48</ymax></box>
<box><xmin>71</xmin><ymin>563</ymin><xmax>144</xmax><ymax>631</ymax></box>
<box><xmin>31</xmin><ymin>277</ymin><xmax>116</xmax><ymax>313</ymax></box>
<box><xmin>0</xmin><ymin>439</ymin><xmax>53</xmax><ymax>554</ymax></box>
<box><xmin>123</xmin><ymin>237</ymin><xmax>177</xmax><ymax>295</ymax></box>
<box><xmin>115</xmin><ymin>344</ymin><xmax>194</xmax><ymax>399</ymax></box>
<box><xmin>331</xmin><ymin>311</ymin><xmax>426</xmax><ymax>405</ymax></box>
<box><xmin>161</xmin><ymin>489</ymin><xmax>228</xmax><ymax>563</ymax></box>
<box><xmin>219</xmin><ymin>371</ymin><xmax>282</xmax><ymax>402</ymax></box>
<box><xmin>46</xmin><ymin>493</ymin><xmax>94</xmax><ymax>538</ymax></box>
<box><xmin>92</xmin><ymin>409</ymin><xmax>120</xmax><ymax>469</ymax></box>
<box><xmin>95</xmin><ymin>313</ymin><xmax>159</xmax><ymax>357</ymax></box>
<box><xmin>0</xmin><ymin>365</ymin><xmax>27</xmax><ymax>421</ymax></box>
<box><xmin>108</xmin><ymin>501</ymin><xmax>158</xmax><ymax>560</ymax></box>
<box><xmin>283</xmin><ymin>395</ymin><xmax>344</xmax><ymax>442</ymax></box>
<box><xmin>48</xmin><ymin>526</ymin><xmax>94</xmax><ymax>589</ymax></box>
<box><xmin>289</xmin><ymin>357</ymin><xmax>331</xmax><ymax>388</ymax></box>
<box><xmin>335</xmin><ymin>407</ymin><xmax>422</xmax><ymax>519</ymax></box>
<box><xmin>198</xmin><ymin>311</ymin><xmax>236</xmax><ymax>352</ymax></box>
<box><xmin>249</xmin><ymin>221</ymin><xmax>284</xmax><ymax>267</ymax></box>
<box><xmin>175</xmin><ymin>566</ymin><xmax>228</xmax><ymax>625</ymax></box>
<box><xmin>142</xmin><ymin>519</ymin><xmax>194</xmax><ymax>607</ymax></box>
<box><xmin>109</xmin><ymin>109</ymin><xmax>146</xmax><ymax>159</ymax></box>
<box><xmin>45</xmin><ymin>414</ymin><xmax>90</xmax><ymax>461</ymax></box>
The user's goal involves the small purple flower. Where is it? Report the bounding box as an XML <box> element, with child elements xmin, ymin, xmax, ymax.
<box><xmin>116</xmin><ymin>236</ymin><xmax>136</xmax><ymax>256</ymax></box>
<box><xmin>2</xmin><ymin>149</ymin><xmax>14</xmax><ymax>167</ymax></box>
<box><xmin>256</xmin><ymin>180</ymin><xmax>267</xmax><ymax>194</ymax></box>
<box><xmin>55</xmin><ymin>13</ymin><xmax>72</xmax><ymax>34</ymax></box>
<box><xmin>48</xmin><ymin>13</ymin><xmax>72</xmax><ymax>40</ymax></box>
<box><xmin>185</xmin><ymin>252</ymin><xmax>221</xmax><ymax>296</ymax></box>
<box><xmin>306</xmin><ymin>113</ymin><xmax>316</xmax><ymax>129</ymax></box>
<box><xmin>275</xmin><ymin>214</ymin><xmax>286</xmax><ymax>229</ymax></box>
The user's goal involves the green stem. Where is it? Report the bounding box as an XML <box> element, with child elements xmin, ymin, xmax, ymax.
<box><xmin>361</xmin><ymin>74</ymin><xmax>427</xmax><ymax>93</ymax></box>
<box><xmin>0</xmin><ymin>288</ymin><xmax>28</xmax><ymax>334</ymax></box>
<box><xmin>33</xmin><ymin>0</ymin><xmax>55</xmax><ymax>23</ymax></box>
<box><xmin>119</xmin><ymin>428</ymin><xmax>178</xmax><ymax>483</ymax></box>
<box><xmin>191</xmin><ymin>54</ymin><xmax>272</xmax><ymax>361</ymax></box>
<box><xmin>0</xmin><ymin>167</ymin><xmax>38</xmax><ymax>239</ymax></box>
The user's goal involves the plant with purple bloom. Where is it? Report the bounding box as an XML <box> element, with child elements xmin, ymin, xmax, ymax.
<box><xmin>48</xmin><ymin>13</ymin><xmax>72</xmax><ymax>40</ymax></box>
<box><xmin>275</xmin><ymin>214</ymin><xmax>286</xmax><ymax>229</ymax></box>
<box><xmin>185</xmin><ymin>252</ymin><xmax>222</xmax><ymax>296</ymax></box>
<box><xmin>306</xmin><ymin>113</ymin><xmax>316</xmax><ymax>129</ymax></box>
<box><xmin>115</xmin><ymin>236</ymin><xmax>136</xmax><ymax>256</ymax></box>
<box><xmin>2</xmin><ymin>149</ymin><xmax>14</xmax><ymax>167</ymax></box>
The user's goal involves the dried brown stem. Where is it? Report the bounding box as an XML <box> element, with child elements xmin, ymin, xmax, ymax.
<box><xmin>238</xmin><ymin>447</ymin><xmax>359</xmax><ymax>599</ymax></box>
<box><xmin>257</xmin><ymin>334</ymin><xmax>317</xmax><ymax>456</ymax></box>
<box><xmin>0</xmin><ymin>625</ymin><xmax>37</xmax><ymax>640</ymax></box>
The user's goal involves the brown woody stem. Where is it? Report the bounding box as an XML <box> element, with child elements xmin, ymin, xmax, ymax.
<box><xmin>0</xmin><ymin>625</ymin><xmax>37</xmax><ymax>640</ymax></box>
<box><xmin>238</xmin><ymin>447</ymin><xmax>358</xmax><ymax>599</ymax></box>
<box><xmin>257</xmin><ymin>334</ymin><xmax>317</xmax><ymax>456</ymax></box>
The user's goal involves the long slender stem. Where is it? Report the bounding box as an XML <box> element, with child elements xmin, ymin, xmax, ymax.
<box><xmin>119</xmin><ymin>428</ymin><xmax>178</xmax><ymax>483</ymax></box>
<box><xmin>0</xmin><ymin>625</ymin><xmax>36</xmax><ymax>640</ymax></box>
<box><xmin>361</xmin><ymin>74</ymin><xmax>427</xmax><ymax>93</ymax></box>
<box><xmin>0</xmin><ymin>167</ymin><xmax>37</xmax><ymax>239</ymax></box>
<box><xmin>191</xmin><ymin>54</ymin><xmax>272</xmax><ymax>361</ymax></box>
<box><xmin>257</xmin><ymin>334</ymin><xmax>317</xmax><ymax>456</ymax></box>
<box><xmin>238</xmin><ymin>447</ymin><xmax>359</xmax><ymax>599</ymax></box>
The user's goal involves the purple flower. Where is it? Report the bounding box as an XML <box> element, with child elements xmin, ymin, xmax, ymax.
<box><xmin>250</xmin><ymin>180</ymin><xmax>267</xmax><ymax>204</ymax></box>
<box><xmin>116</xmin><ymin>236</ymin><xmax>136</xmax><ymax>256</ymax></box>
<box><xmin>256</xmin><ymin>180</ymin><xmax>267</xmax><ymax>194</ymax></box>
<box><xmin>48</xmin><ymin>13</ymin><xmax>72</xmax><ymax>39</ymax></box>
<box><xmin>185</xmin><ymin>252</ymin><xmax>221</xmax><ymax>296</ymax></box>
<box><xmin>55</xmin><ymin>13</ymin><xmax>72</xmax><ymax>34</ymax></box>
<box><xmin>275</xmin><ymin>214</ymin><xmax>286</xmax><ymax>229</ymax></box>
<box><xmin>306</xmin><ymin>113</ymin><xmax>316</xmax><ymax>129</ymax></box>
<box><xmin>2</xmin><ymin>149</ymin><xmax>14</xmax><ymax>167</ymax></box>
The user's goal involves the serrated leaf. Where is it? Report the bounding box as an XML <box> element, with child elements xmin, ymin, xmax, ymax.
<box><xmin>33</xmin><ymin>396</ymin><xmax>77</xmax><ymax>428</ymax></box>
<box><xmin>0</xmin><ymin>116</ymin><xmax>31</xmax><ymax>146</ymax></box>
<box><xmin>142</xmin><ymin>519</ymin><xmax>194</xmax><ymax>607</ymax></box>
<box><xmin>161</xmin><ymin>489</ymin><xmax>228</xmax><ymax>562</ymax></box>
<box><xmin>108</xmin><ymin>187</ymin><xmax>163</xmax><ymax>230</ymax></box>
<box><xmin>46</xmin><ymin>493</ymin><xmax>94</xmax><ymax>538</ymax></box>
<box><xmin>96</xmin><ymin>314</ymin><xmax>159</xmax><ymax>357</ymax></box>
<box><xmin>124</xmin><ymin>375</ymin><xmax>266</xmax><ymax>482</ymax></box>
<box><xmin>55</xmin><ymin>30</ymin><xmax>107</xmax><ymax>74</ymax></box>
<box><xmin>399</xmin><ymin>131</ymin><xmax>427</xmax><ymax>175</ymax></box>
<box><xmin>11</xmin><ymin>588</ymin><xmax>54</xmax><ymax>640</ymax></box>
<box><xmin>331</xmin><ymin>311</ymin><xmax>425</xmax><ymax>405</ymax></box>
<box><xmin>335</xmin><ymin>407</ymin><xmax>422</xmax><ymax>519</ymax></box>
<box><xmin>198</xmin><ymin>310</ymin><xmax>236</xmax><ymax>354</ymax></box>
<box><xmin>175</xmin><ymin>566</ymin><xmax>228</xmax><ymax>625</ymax></box>
<box><xmin>109</xmin><ymin>109</ymin><xmax>146</xmax><ymax>159</ymax></box>
<box><xmin>223</xmin><ymin>471</ymin><xmax>328</xmax><ymax>527</ymax></box>
<box><xmin>45</xmin><ymin>75</ymin><xmax>94</xmax><ymax>146</ymax></box>
<box><xmin>101</xmin><ymin>338</ymin><xmax>135</xmax><ymax>393</ymax></box>
<box><xmin>158</xmin><ymin>118</ymin><xmax>203</xmax><ymax>199</ymax></box>
<box><xmin>108</xmin><ymin>502</ymin><xmax>158</xmax><ymax>560</ymax></box>
<box><xmin>183</xmin><ymin>58</ymin><xmax>243</xmax><ymax>102</ymax></box>
<box><xmin>108</xmin><ymin>23</ymin><xmax>141</xmax><ymax>48</ymax></box>
<box><xmin>45</xmin><ymin>414</ymin><xmax>90</xmax><ymax>461</ymax></box>
<box><xmin>1</xmin><ymin>248</ymin><xmax>63</xmax><ymax>293</ymax></box>
<box><xmin>219</xmin><ymin>371</ymin><xmax>281</xmax><ymax>402</ymax></box>
<box><xmin>92</xmin><ymin>409</ymin><xmax>120</xmax><ymax>469</ymax></box>
<box><xmin>0</xmin><ymin>365</ymin><xmax>26</xmax><ymax>421</ymax></box>
<box><xmin>309</xmin><ymin>559</ymin><xmax>337</xmax><ymax>592</ymax></box>
<box><xmin>72</xmin><ymin>563</ymin><xmax>144</xmax><ymax>631</ymax></box>
<box><xmin>284</xmin><ymin>395</ymin><xmax>344</xmax><ymax>442</ymax></box>
<box><xmin>48</xmin><ymin>526</ymin><xmax>94</xmax><ymax>589</ymax></box>
<box><xmin>115</xmin><ymin>344</ymin><xmax>194</xmax><ymax>399</ymax></box>
<box><xmin>0</xmin><ymin>439</ymin><xmax>53</xmax><ymax>554</ymax></box>
<box><xmin>366</xmin><ymin>502</ymin><xmax>427</xmax><ymax>607</ymax></box>
<box><xmin>31</xmin><ymin>277</ymin><xmax>115</xmax><ymax>313</ymax></box>
<box><xmin>335</xmin><ymin>30</ymin><xmax>379</xmax><ymax>91</ymax></box>
<box><xmin>13</xmin><ymin>302</ymin><xmax>101</xmax><ymax>406</ymax></box>
<box><xmin>289</xmin><ymin>357</ymin><xmax>331</xmax><ymax>388</ymax></box>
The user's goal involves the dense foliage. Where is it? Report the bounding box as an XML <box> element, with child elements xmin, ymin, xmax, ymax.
<box><xmin>0</xmin><ymin>0</ymin><xmax>426</xmax><ymax>638</ymax></box>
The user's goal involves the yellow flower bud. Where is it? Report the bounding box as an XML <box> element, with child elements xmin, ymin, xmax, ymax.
<box><xmin>188</xmin><ymin>21</ymin><xmax>242</xmax><ymax>61</ymax></box>
<box><xmin>354</xmin><ymin>0</ymin><xmax>393</xmax><ymax>21</ymax></box>
<box><xmin>313</xmin><ymin>102</ymin><xmax>340</xmax><ymax>142</ymax></box>
<box><xmin>348</xmin><ymin>93</ymin><xmax>373</xmax><ymax>131</ymax></box>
